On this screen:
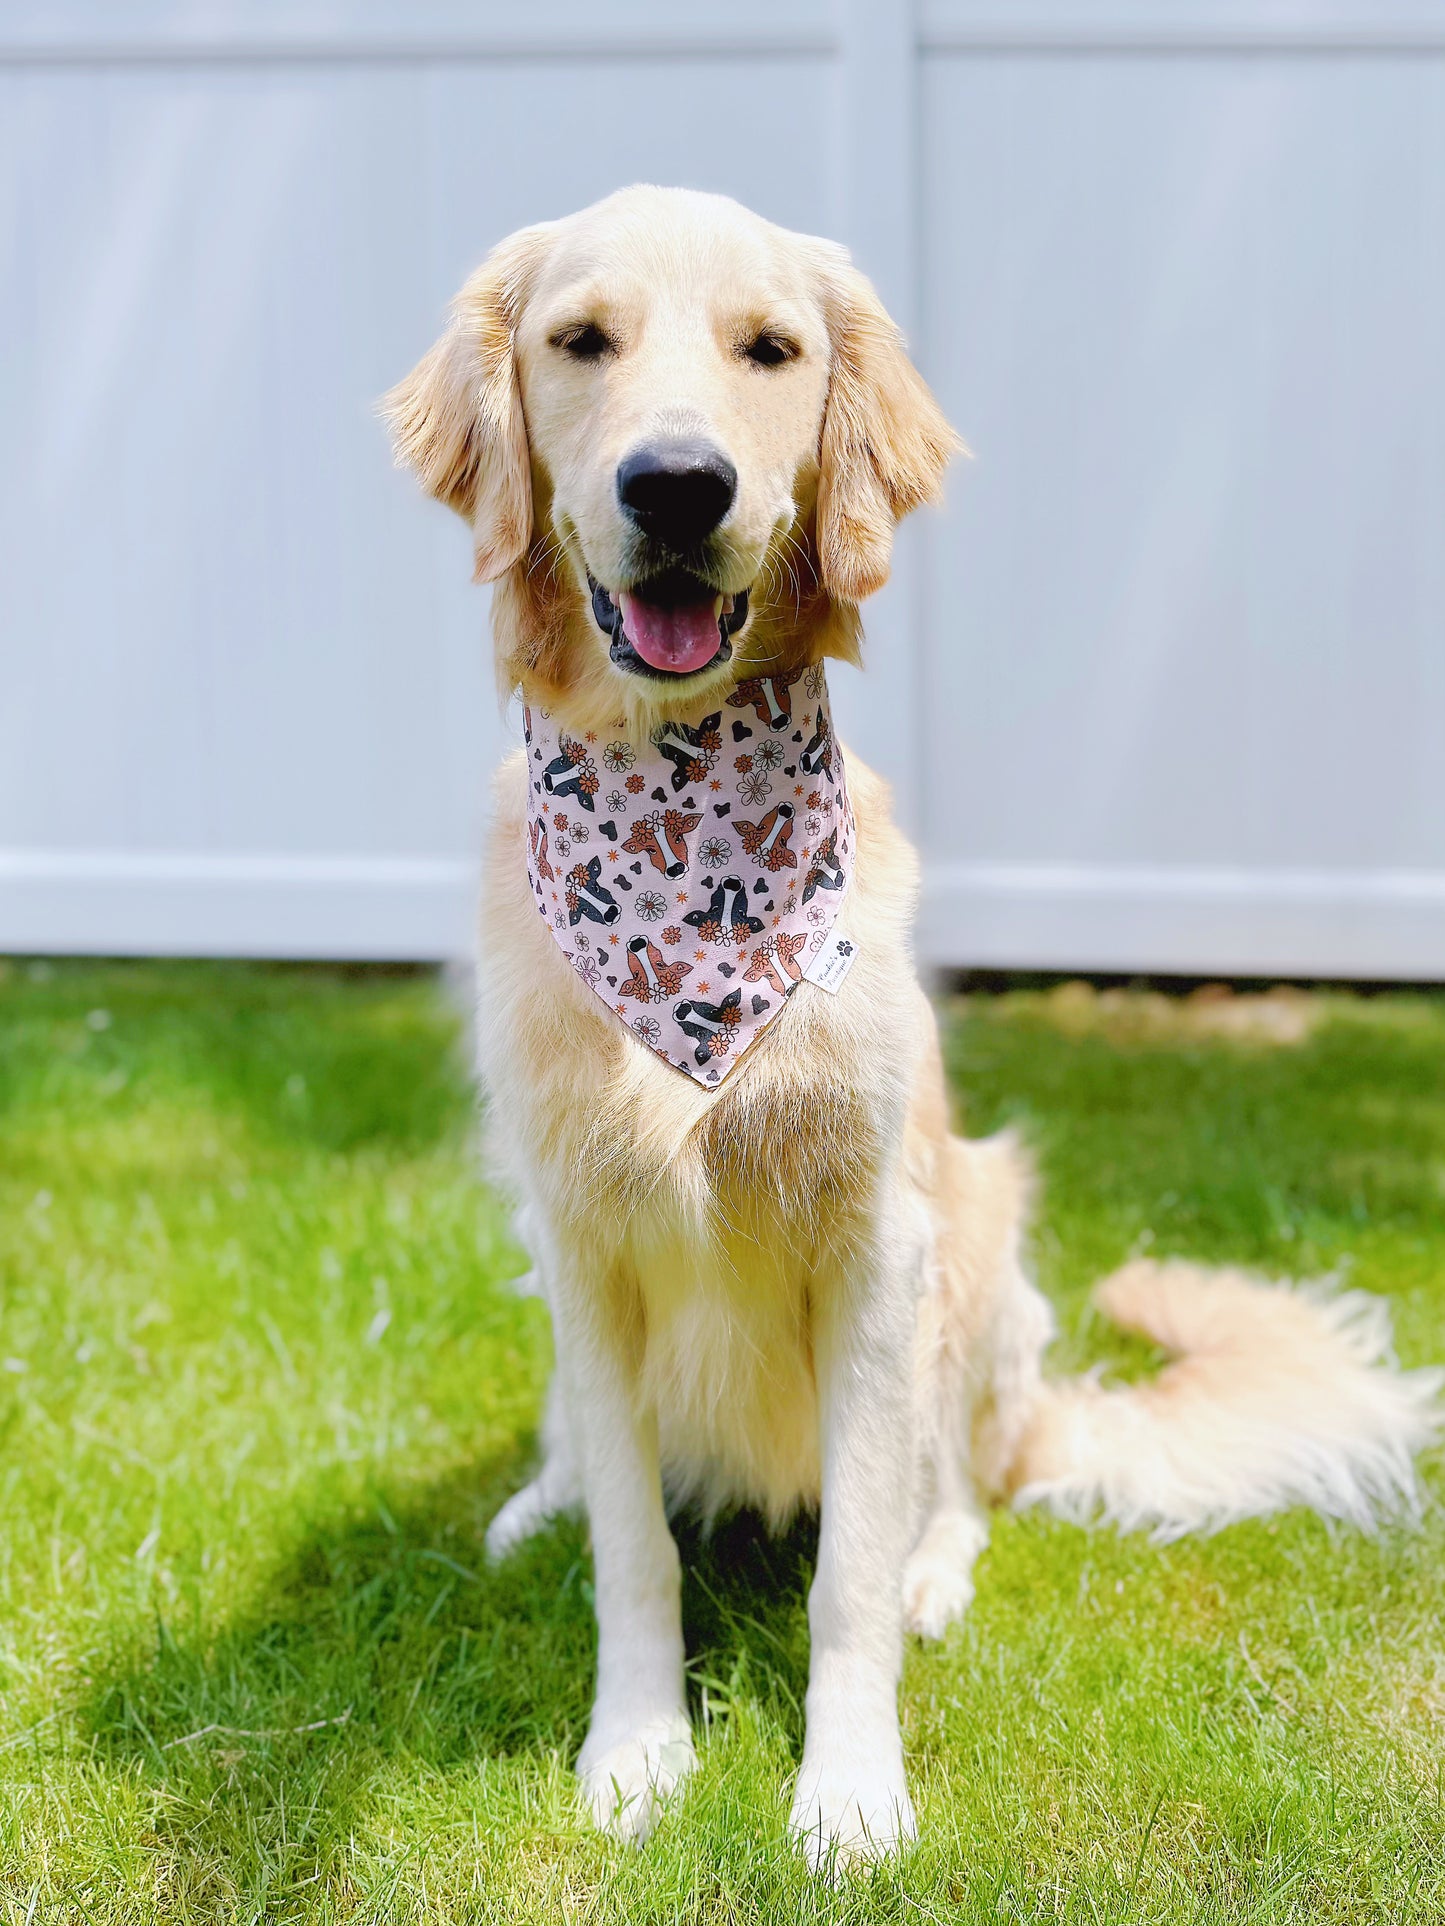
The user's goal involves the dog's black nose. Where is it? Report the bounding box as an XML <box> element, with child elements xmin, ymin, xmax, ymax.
<box><xmin>617</xmin><ymin>439</ymin><xmax>736</xmax><ymax>550</ymax></box>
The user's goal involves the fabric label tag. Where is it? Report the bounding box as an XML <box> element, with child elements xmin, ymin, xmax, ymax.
<box><xmin>803</xmin><ymin>931</ymin><xmax>858</xmax><ymax>994</ymax></box>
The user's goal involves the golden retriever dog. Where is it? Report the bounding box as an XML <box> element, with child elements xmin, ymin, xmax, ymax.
<box><xmin>386</xmin><ymin>186</ymin><xmax>1440</xmax><ymax>1869</ymax></box>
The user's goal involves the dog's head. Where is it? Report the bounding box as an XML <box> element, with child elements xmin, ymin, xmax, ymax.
<box><xmin>384</xmin><ymin>186</ymin><xmax>959</xmax><ymax>729</ymax></box>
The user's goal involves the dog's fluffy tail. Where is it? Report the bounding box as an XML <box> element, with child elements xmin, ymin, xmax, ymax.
<box><xmin>1006</xmin><ymin>1259</ymin><xmax>1443</xmax><ymax>1539</ymax></box>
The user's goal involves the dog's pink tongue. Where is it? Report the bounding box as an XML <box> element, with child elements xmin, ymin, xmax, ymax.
<box><xmin>619</xmin><ymin>592</ymin><xmax>720</xmax><ymax>674</ymax></box>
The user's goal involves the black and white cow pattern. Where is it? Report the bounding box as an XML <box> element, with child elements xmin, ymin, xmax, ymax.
<box><xmin>802</xmin><ymin>829</ymin><xmax>846</xmax><ymax>904</ymax></box>
<box><xmin>674</xmin><ymin>989</ymin><xmax>744</xmax><ymax>1066</ymax></box>
<box><xmin>652</xmin><ymin>713</ymin><xmax>722</xmax><ymax>793</ymax></box>
<box><xmin>565</xmin><ymin>857</ymin><xmax>620</xmax><ymax>927</ymax></box>
<box><xmin>682</xmin><ymin>876</ymin><xmax>766</xmax><ymax>944</ymax></box>
<box><xmin>799</xmin><ymin>711</ymin><xmax>833</xmax><ymax>782</ymax></box>
<box><xmin>543</xmin><ymin>735</ymin><xmax>600</xmax><ymax>811</ymax></box>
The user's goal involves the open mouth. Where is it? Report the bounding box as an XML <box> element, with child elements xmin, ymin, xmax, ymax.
<box><xmin>588</xmin><ymin>567</ymin><xmax>750</xmax><ymax>679</ymax></box>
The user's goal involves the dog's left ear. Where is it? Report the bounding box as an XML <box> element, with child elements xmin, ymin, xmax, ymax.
<box><xmin>382</xmin><ymin>226</ymin><xmax>548</xmax><ymax>582</ymax></box>
<box><xmin>814</xmin><ymin>254</ymin><xmax>962</xmax><ymax>604</ymax></box>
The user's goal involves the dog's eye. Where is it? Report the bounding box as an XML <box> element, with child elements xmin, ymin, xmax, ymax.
<box><xmin>742</xmin><ymin>332</ymin><xmax>797</xmax><ymax>368</ymax></box>
<box><xmin>552</xmin><ymin>322</ymin><xmax>613</xmax><ymax>362</ymax></box>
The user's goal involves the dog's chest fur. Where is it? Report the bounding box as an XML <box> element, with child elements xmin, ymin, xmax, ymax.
<box><xmin>478</xmin><ymin>745</ymin><xmax>930</xmax><ymax>1517</ymax></box>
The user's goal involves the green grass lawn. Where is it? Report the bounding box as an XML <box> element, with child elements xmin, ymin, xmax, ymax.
<box><xmin>1</xmin><ymin>960</ymin><xmax>1442</xmax><ymax>1925</ymax></box>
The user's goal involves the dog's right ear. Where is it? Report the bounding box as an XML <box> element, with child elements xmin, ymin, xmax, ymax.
<box><xmin>382</xmin><ymin>227</ymin><xmax>548</xmax><ymax>583</ymax></box>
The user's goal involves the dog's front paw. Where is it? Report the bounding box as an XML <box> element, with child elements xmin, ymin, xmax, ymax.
<box><xmin>577</xmin><ymin>1713</ymin><xmax>697</xmax><ymax>1844</ymax></box>
<box><xmin>789</xmin><ymin>1750</ymin><xmax>916</xmax><ymax>1873</ymax></box>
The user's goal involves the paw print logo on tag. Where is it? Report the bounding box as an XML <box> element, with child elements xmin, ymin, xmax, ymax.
<box><xmin>803</xmin><ymin>932</ymin><xmax>859</xmax><ymax>995</ymax></box>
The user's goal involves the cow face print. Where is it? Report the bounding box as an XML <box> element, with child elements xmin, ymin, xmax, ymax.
<box><xmin>524</xmin><ymin>679</ymin><xmax>854</xmax><ymax>1087</ymax></box>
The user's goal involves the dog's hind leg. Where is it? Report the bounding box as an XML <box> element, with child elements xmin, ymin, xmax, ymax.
<box><xmin>486</xmin><ymin>1210</ymin><xmax>581</xmax><ymax>1560</ymax></box>
<box><xmin>485</xmin><ymin>1360</ymin><xmax>582</xmax><ymax>1560</ymax></box>
<box><xmin>904</xmin><ymin>1250</ymin><xmax>990</xmax><ymax>1639</ymax></box>
<box><xmin>903</xmin><ymin>1300</ymin><xmax>990</xmax><ymax>1641</ymax></box>
<box><xmin>902</xmin><ymin>1132</ymin><xmax>1048</xmax><ymax>1639</ymax></box>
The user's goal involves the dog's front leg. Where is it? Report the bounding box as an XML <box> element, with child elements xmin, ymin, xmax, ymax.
<box><xmin>548</xmin><ymin>1258</ymin><xmax>695</xmax><ymax>1843</ymax></box>
<box><xmin>791</xmin><ymin>1194</ymin><xmax>921</xmax><ymax>1870</ymax></box>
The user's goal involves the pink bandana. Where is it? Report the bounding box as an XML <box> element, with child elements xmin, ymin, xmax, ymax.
<box><xmin>522</xmin><ymin>664</ymin><xmax>855</xmax><ymax>1087</ymax></box>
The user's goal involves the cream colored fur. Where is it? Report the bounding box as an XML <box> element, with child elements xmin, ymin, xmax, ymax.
<box><xmin>387</xmin><ymin>186</ymin><xmax>1440</xmax><ymax>1871</ymax></box>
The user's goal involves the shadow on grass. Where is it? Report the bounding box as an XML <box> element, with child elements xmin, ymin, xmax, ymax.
<box><xmin>81</xmin><ymin>1450</ymin><xmax>817</xmax><ymax>1901</ymax></box>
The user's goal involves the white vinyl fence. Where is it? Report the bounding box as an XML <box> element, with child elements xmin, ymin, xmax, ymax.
<box><xmin>4</xmin><ymin>2</ymin><xmax>1445</xmax><ymax>976</ymax></box>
